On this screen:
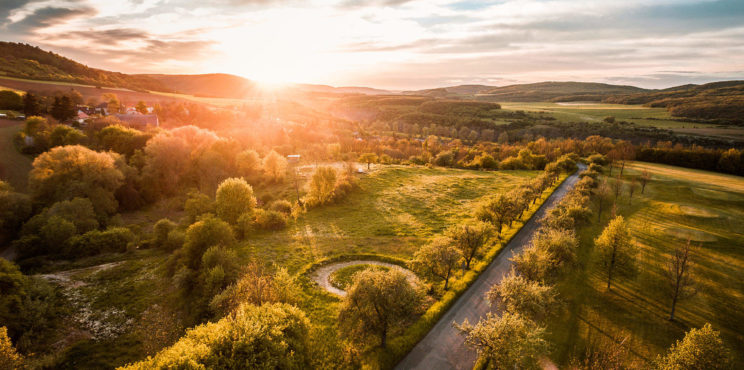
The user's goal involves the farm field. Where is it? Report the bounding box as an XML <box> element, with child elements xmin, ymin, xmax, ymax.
<box><xmin>500</xmin><ymin>102</ymin><xmax>744</xmax><ymax>139</ymax></box>
<box><xmin>548</xmin><ymin>161</ymin><xmax>744</xmax><ymax>367</ymax></box>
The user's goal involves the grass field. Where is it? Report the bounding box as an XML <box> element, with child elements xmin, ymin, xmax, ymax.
<box><xmin>500</xmin><ymin>102</ymin><xmax>744</xmax><ymax>140</ymax></box>
<box><xmin>0</xmin><ymin>120</ymin><xmax>32</xmax><ymax>190</ymax></box>
<box><xmin>241</xmin><ymin>165</ymin><xmax>539</xmax><ymax>272</ymax></box>
<box><xmin>548</xmin><ymin>162</ymin><xmax>744</xmax><ymax>367</ymax></box>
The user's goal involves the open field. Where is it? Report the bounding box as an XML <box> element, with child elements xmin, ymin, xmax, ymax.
<box><xmin>0</xmin><ymin>120</ymin><xmax>32</xmax><ymax>189</ymax></box>
<box><xmin>548</xmin><ymin>161</ymin><xmax>744</xmax><ymax>367</ymax></box>
<box><xmin>500</xmin><ymin>102</ymin><xmax>744</xmax><ymax>140</ymax></box>
<box><xmin>242</xmin><ymin>165</ymin><xmax>539</xmax><ymax>272</ymax></box>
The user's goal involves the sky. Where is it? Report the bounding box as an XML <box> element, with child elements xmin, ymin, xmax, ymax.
<box><xmin>2</xmin><ymin>0</ymin><xmax>744</xmax><ymax>90</ymax></box>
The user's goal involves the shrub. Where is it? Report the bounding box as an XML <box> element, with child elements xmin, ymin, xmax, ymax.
<box><xmin>254</xmin><ymin>209</ymin><xmax>288</xmax><ymax>231</ymax></box>
<box><xmin>68</xmin><ymin>227</ymin><xmax>135</xmax><ymax>256</ymax></box>
<box><xmin>215</xmin><ymin>178</ymin><xmax>257</xmax><ymax>226</ymax></box>
<box><xmin>268</xmin><ymin>200</ymin><xmax>293</xmax><ymax>215</ymax></box>
<box><xmin>153</xmin><ymin>218</ymin><xmax>177</xmax><ymax>249</ymax></box>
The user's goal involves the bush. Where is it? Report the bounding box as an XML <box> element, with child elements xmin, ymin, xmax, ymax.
<box><xmin>153</xmin><ymin>218</ymin><xmax>177</xmax><ymax>249</ymax></box>
<box><xmin>68</xmin><ymin>227</ymin><xmax>135</xmax><ymax>256</ymax></box>
<box><xmin>254</xmin><ymin>209</ymin><xmax>288</xmax><ymax>231</ymax></box>
<box><xmin>268</xmin><ymin>200</ymin><xmax>293</xmax><ymax>215</ymax></box>
<box><xmin>587</xmin><ymin>154</ymin><xmax>608</xmax><ymax>166</ymax></box>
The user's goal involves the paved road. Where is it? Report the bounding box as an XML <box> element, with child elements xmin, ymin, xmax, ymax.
<box><xmin>396</xmin><ymin>165</ymin><xmax>585</xmax><ymax>370</ymax></box>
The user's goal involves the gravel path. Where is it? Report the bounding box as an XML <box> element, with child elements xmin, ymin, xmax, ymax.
<box><xmin>311</xmin><ymin>260</ymin><xmax>418</xmax><ymax>297</ymax></box>
<box><xmin>395</xmin><ymin>165</ymin><xmax>585</xmax><ymax>370</ymax></box>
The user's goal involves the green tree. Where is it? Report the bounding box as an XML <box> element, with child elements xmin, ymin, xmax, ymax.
<box><xmin>595</xmin><ymin>216</ymin><xmax>636</xmax><ymax>291</ymax></box>
<box><xmin>655</xmin><ymin>323</ymin><xmax>733</xmax><ymax>370</ymax></box>
<box><xmin>447</xmin><ymin>221</ymin><xmax>492</xmax><ymax>269</ymax></box>
<box><xmin>338</xmin><ymin>269</ymin><xmax>422</xmax><ymax>348</ymax></box>
<box><xmin>215</xmin><ymin>178</ymin><xmax>256</xmax><ymax>226</ymax></box>
<box><xmin>182</xmin><ymin>215</ymin><xmax>236</xmax><ymax>269</ymax></box>
<box><xmin>262</xmin><ymin>150</ymin><xmax>287</xmax><ymax>182</ymax></box>
<box><xmin>358</xmin><ymin>153</ymin><xmax>378</xmax><ymax>170</ymax></box>
<box><xmin>236</xmin><ymin>149</ymin><xmax>261</xmax><ymax>180</ymax></box>
<box><xmin>29</xmin><ymin>145</ymin><xmax>124</xmax><ymax>217</ymax></box>
<box><xmin>23</xmin><ymin>92</ymin><xmax>41</xmax><ymax>117</ymax></box>
<box><xmin>49</xmin><ymin>125</ymin><xmax>85</xmax><ymax>147</ymax></box>
<box><xmin>486</xmin><ymin>269</ymin><xmax>557</xmax><ymax>322</ymax></box>
<box><xmin>476</xmin><ymin>193</ymin><xmax>516</xmax><ymax>236</ymax></box>
<box><xmin>0</xmin><ymin>90</ymin><xmax>23</xmax><ymax>110</ymax></box>
<box><xmin>307</xmin><ymin>166</ymin><xmax>337</xmax><ymax>205</ymax></box>
<box><xmin>50</xmin><ymin>95</ymin><xmax>76</xmax><ymax>122</ymax></box>
<box><xmin>532</xmin><ymin>228</ymin><xmax>578</xmax><ymax>267</ymax></box>
<box><xmin>0</xmin><ymin>183</ymin><xmax>32</xmax><ymax>244</ymax></box>
<box><xmin>408</xmin><ymin>237</ymin><xmax>462</xmax><ymax>290</ymax></box>
<box><xmin>122</xmin><ymin>303</ymin><xmax>311</xmax><ymax>369</ymax></box>
<box><xmin>512</xmin><ymin>244</ymin><xmax>554</xmax><ymax>283</ymax></box>
<box><xmin>457</xmin><ymin>312</ymin><xmax>548</xmax><ymax>370</ymax></box>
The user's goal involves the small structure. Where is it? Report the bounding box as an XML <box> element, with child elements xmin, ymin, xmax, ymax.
<box><xmin>113</xmin><ymin>114</ymin><xmax>159</xmax><ymax>129</ymax></box>
<box><xmin>287</xmin><ymin>154</ymin><xmax>301</xmax><ymax>164</ymax></box>
<box><xmin>77</xmin><ymin>110</ymin><xmax>89</xmax><ymax>124</ymax></box>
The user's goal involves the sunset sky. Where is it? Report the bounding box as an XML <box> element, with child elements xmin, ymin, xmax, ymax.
<box><xmin>2</xmin><ymin>0</ymin><xmax>744</xmax><ymax>90</ymax></box>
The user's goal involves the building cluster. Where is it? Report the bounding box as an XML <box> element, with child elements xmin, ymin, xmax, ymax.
<box><xmin>76</xmin><ymin>103</ymin><xmax>159</xmax><ymax>129</ymax></box>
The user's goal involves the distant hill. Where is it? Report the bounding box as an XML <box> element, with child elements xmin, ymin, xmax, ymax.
<box><xmin>603</xmin><ymin>80</ymin><xmax>744</xmax><ymax>123</ymax></box>
<box><xmin>297</xmin><ymin>84</ymin><xmax>392</xmax><ymax>95</ymax></box>
<box><xmin>404</xmin><ymin>84</ymin><xmax>495</xmax><ymax>98</ymax></box>
<box><xmin>477</xmin><ymin>81</ymin><xmax>648</xmax><ymax>102</ymax></box>
<box><xmin>139</xmin><ymin>73</ymin><xmax>258</xmax><ymax>98</ymax></box>
<box><xmin>0</xmin><ymin>42</ymin><xmax>172</xmax><ymax>92</ymax></box>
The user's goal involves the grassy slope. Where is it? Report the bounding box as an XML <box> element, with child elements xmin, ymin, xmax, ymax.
<box><xmin>0</xmin><ymin>121</ymin><xmax>32</xmax><ymax>190</ymax></box>
<box><xmin>242</xmin><ymin>165</ymin><xmax>539</xmax><ymax>272</ymax></box>
<box><xmin>548</xmin><ymin>162</ymin><xmax>744</xmax><ymax>367</ymax></box>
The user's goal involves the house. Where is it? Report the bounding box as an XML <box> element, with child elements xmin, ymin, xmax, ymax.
<box><xmin>113</xmin><ymin>114</ymin><xmax>159</xmax><ymax>129</ymax></box>
<box><xmin>77</xmin><ymin>110</ymin><xmax>89</xmax><ymax>124</ymax></box>
<box><xmin>287</xmin><ymin>154</ymin><xmax>301</xmax><ymax>164</ymax></box>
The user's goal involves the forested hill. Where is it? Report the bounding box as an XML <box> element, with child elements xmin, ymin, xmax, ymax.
<box><xmin>603</xmin><ymin>81</ymin><xmax>744</xmax><ymax>122</ymax></box>
<box><xmin>0</xmin><ymin>42</ymin><xmax>173</xmax><ymax>92</ymax></box>
<box><xmin>138</xmin><ymin>73</ymin><xmax>258</xmax><ymax>98</ymax></box>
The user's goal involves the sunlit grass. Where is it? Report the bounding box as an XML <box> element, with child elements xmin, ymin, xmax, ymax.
<box><xmin>547</xmin><ymin>161</ymin><xmax>744</xmax><ymax>367</ymax></box>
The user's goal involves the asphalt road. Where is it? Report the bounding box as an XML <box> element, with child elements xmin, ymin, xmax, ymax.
<box><xmin>395</xmin><ymin>165</ymin><xmax>585</xmax><ymax>370</ymax></box>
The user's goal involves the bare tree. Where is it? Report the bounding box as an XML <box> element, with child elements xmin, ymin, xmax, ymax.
<box><xmin>628</xmin><ymin>177</ymin><xmax>638</xmax><ymax>205</ymax></box>
<box><xmin>639</xmin><ymin>170</ymin><xmax>651</xmax><ymax>194</ymax></box>
<box><xmin>595</xmin><ymin>180</ymin><xmax>611</xmax><ymax>223</ymax></box>
<box><xmin>665</xmin><ymin>239</ymin><xmax>696</xmax><ymax>321</ymax></box>
<box><xmin>613</xmin><ymin>173</ymin><xmax>623</xmax><ymax>201</ymax></box>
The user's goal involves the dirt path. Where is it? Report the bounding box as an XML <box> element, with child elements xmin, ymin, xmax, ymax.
<box><xmin>395</xmin><ymin>164</ymin><xmax>585</xmax><ymax>370</ymax></box>
<box><xmin>311</xmin><ymin>260</ymin><xmax>418</xmax><ymax>297</ymax></box>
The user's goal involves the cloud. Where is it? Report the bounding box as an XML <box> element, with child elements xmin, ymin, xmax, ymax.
<box><xmin>7</xmin><ymin>5</ymin><xmax>96</xmax><ymax>33</ymax></box>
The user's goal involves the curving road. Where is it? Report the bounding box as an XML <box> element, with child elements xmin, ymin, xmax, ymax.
<box><xmin>396</xmin><ymin>165</ymin><xmax>585</xmax><ymax>370</ymax></box>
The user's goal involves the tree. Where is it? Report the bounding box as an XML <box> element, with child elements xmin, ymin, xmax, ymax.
<box><xmin>0</xmin><ymin>90</ymin><xmax>22</xmax><ymax>111</ymax></box>
<box><xmin>0</xmin><ymin>327</ymin><xmax>23</xmax><ymax>370</ymax></box>
<box><xmin>236</xmin><ymin>149</ymin><xmax>261</xmax><ymax>180</ymax></box>
<box><xmin>307</xmin><ymin>166</ymin><xmax>337</xmax><ymax>205</ymax></box>
<box><xmin>447</xmin><ymin>222</ymin><xmax>492</xmax><ymax>269</ymax></box>
<box><xmin>476</xmin><ymin>193</ymin><xmax>515</xmax><ymax>236</ymax></box>
<box><xmin>29</xmin><ymin>145</ymin><xmax>124</xmax><ymax>217</ymax></box>
<box><xmin>135</xmin><ymin>101</ymin><xmax>148</xmax><ymax>114</ymax></box>
<box><xmin>215</xmin><ymin>178</ymin><xmax>256</xmax><ymax>226</ymax></box>
<box><xmin>595</xmin><ymin>216</ymin><xmax>636</xmax><ymax>291</ymax></box>
<box><xmin>338</xmin><ymin>269</ymin><xmax>422</xmax><ymax>348</ymax></box>
<box><xmin>487</xmin><ymin>269</ymin><xmax>557</xmax><ymax>322</ymax></box>
<box><xmin>409</xmin><ymin>237</ymin><xmax>462</xmax><ymax>290</ymax></box>
<box><xmin>49</xmin><ymin>125</ymin><xmax>85</xmax><ymax>147</ymax></box>
<box><xmin>512</xmin><ymin>244</ymin><xmax>554</xmax><ymax>283</ymax></box>
<box><xmin>595</xmin><ymin>180</ymin><xmax>611</xmax><ymax>223</ymax></box>
<box><xmin>103</xmin><ymin>93</ymin><xmax>120</xmax><ymax>113</ymax></box>
<box><xmin>613</xmin><ymin>173</ymin><xmax>623</xmax><ymax>200</ymax></box>
<box><xmin>628</xmin><ymin>177</ymin><xmax>638</xmax><ymax>204</ymax></box>
<box><xmin>50</xmin><ymin>95</ymin><xmax>76</xmax><ymax>122</ymax></box>
<box><xmin>532</xmin><ymin>228</ymin><xmax>578</xmax><ymax>267</ymax></box>
<box><xmin>358</xmin><ymin>153</ymin><xmax>378</xmax><ymax>170</ymax></box>
<box><xmin>640</xmin><ymin>169</ymin><xmax>651</xmax><ymax>194</ymax></box>
<box><xmin>0</xmin><ymin>183</ymin><xmax>32</xmax><ymax>244</ymax></box>
<box><xmin>457</xmin><ymin>312</ymin><xmax>548</xmax><ymax>370</ymax></box>
<box><xmin>210</xmin><ymin>263</ymin><xmax>300</xmax><ymax>316</ymax></box>
<box><xmin>263</xmin><ymin>150</ymin><xmax>287</xmax><ymax>182</ymax></box>
<box><xmin>665</xmin><ymin>240</ymin><xmax>696</xmax><ymax>321</ymax></box>
<box><xmin>122</xmin><ymin>303</ymin><xmax>311</xmax><ymax>370</ymax></box>
<box><xmin>23</xmin><ymin>92</ymin><xmax>41</xmax><ymax>117</ymax></box>
<box><xmin>182</xmin><ymin>215</ymin><xmax>235</xmax><ymax>269</ymax></box>
<box><xmin>655</xmin><ymin>323</ymin><xmax>733</xmax><ymax>370</ymax></box>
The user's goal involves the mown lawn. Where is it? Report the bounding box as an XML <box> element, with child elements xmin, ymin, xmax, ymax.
<box><xmin>548</xmin><ymin>161</ymin><xmax>744</xmax><ymax>367</ymax></box>
<box><xmin>240</xmin><ymin>165</ymin><xmax>539</xmax><ymax>272</ymax></box>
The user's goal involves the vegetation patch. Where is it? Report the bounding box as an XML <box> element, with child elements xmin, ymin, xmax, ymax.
<box><xmin>330</xmin><ymin>264</ymin><xmax>390</xmax><ymax>290</ymax></box>
<box><xmin>678</xmin><ymin>205</ymin><xmax>720</xmax><ymax>218</ymax></box>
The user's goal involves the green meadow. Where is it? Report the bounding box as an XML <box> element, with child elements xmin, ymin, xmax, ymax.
<box><xmin>549</xmin><ymin>161</ymin><xmax>744</xmax><ymax>366</ymax></box>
